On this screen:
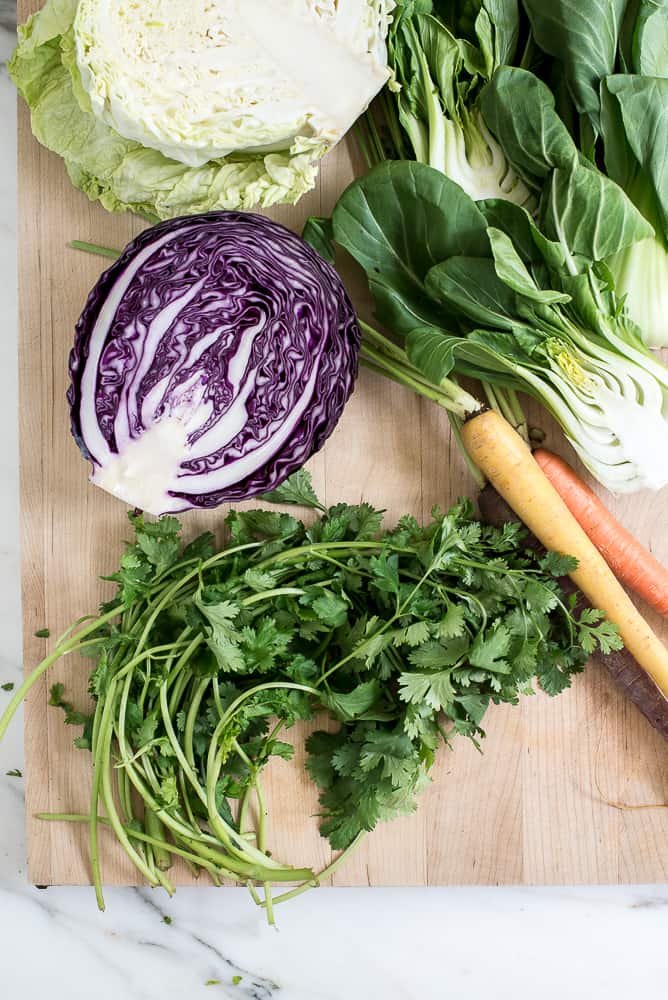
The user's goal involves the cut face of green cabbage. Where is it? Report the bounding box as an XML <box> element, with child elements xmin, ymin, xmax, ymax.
<box><xmin>10</xmin><ymin>0</ymin><xmax>393</xmax><ymax>218</ymax></box>
<box><xmin>74</xmin><ymin>0</ymin><xmax>394</xmax><ymax>167</ymax></box>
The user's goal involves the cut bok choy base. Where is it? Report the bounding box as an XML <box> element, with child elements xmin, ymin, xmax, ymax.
<box><xmin>0</xmin><ymin>475</ymin><xmax>620</xmax><ymax>919</ymax></box>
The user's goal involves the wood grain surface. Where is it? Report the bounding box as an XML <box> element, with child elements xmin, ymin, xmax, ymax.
<box><xmin>18</xmin><ymin>0</ymin><xmax>668</xmax><ymax>887</ymax></box>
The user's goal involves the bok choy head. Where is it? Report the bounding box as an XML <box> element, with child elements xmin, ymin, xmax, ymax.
<box><xmin>521</xmin><ymin>0</ymin><xmax>668</xmax><ymax>347</ymax></box>
<box><xmin>326</xmin><ymin>157</ymin><xmax>668</xmax><ymax>493</ymax></box>
<box><xmin>367</xmin><ymin>0</ymin><xmax>535</xmax><ymax>209</ymax></box>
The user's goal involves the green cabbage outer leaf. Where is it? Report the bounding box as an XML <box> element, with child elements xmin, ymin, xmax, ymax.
<box><xmin>9</xmin><ymin>0</ymin><xmax>326</xmax><ymax>219</ymax></box>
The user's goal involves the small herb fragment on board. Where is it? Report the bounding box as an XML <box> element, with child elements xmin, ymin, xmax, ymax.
<box><xmin>6</xmin><ymin>769</ymin><xmax>22</xmax><ymax>778</ymax></box>
<box><xmin>48</xmin><ymin>683</ymin><xmax>93</xmax><ymax>749</ymax></box>
<box><xmin>34</xmin><ymin>629</ymin><xmax>50</xmax><ymax>639</ymax></box>
<box><xmin>1</xmin><ymin>682</ymin><xmax>14</xmax><ymax>692</ymax></box>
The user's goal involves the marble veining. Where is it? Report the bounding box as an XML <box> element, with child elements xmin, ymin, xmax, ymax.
<box><xmin>1</xmin><ymin>7</ymin><xmax>668</xmax><ymax>998</ymax></box>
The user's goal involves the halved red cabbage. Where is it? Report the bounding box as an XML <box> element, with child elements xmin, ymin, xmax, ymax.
<box><xmin>68</xmin><ymin>212</ymin><xmax>360</xmax><ymax>514</ymax></box>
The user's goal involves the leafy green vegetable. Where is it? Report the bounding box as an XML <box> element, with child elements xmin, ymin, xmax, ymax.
<box><xmin>327</xmin><ymin>156</ymin><xmax>668</xmax><ymax>493</ymax></box>
<box><xmin>0</xmin><ymin>473</ymin><xmax>619</xmax><ymax>919</ymax></box>
<box><xmin>360</xmin><ymin>0</ymin><xmax>535</xmax><ymax>208</ymax></box>
<box><xmin>260</xmin><ymin>468</ymin><xmax>326</xmax><ymax>512</ymax></box>
<box><xmin>523</xmin><ymin>0</ymin><xmax>668</xmax><ymax>347</ymax></box>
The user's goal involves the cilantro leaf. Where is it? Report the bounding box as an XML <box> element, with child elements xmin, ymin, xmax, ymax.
<box><xmin>135</xmin><ymin>532</ymin><xmax>180</xmax><ymax>575</ymax></box>
<box><xmin>369</xmin><ymin>552</ymin><xmax>400</xmax><ymax>596</ymax></box>
<box><xmin>310</xmin><ymin>592</ymin><xmax>349</xmax><ymax>628</ymax></box>
<box><xmin>540</xmin><ymin>551</ymin><xmax>579</xmax><ymax>577</ymax></box>
<box><xmin>396</xmin><ymin>621</ymin><xmax>431</xmax><ymax>647</ymax></box>
<box><xmin>322</xmin><ymin>680</ymin><xmax>383</xmax><ymax>721</ymax></box>
<box><xmin>408</xmin><ymin>637</ymin><xmax>469</xmax><ymax>669</ymax></box>
<box><xmin>469</xmin><ymin>627</ymin><xmax>511</xmax><ymax>673</ymax></box>
<box><xmin>239</xmin><ymin>619</ymin><xmax>292</xmax><ymax>673</ymax></box>
<box><xmin>260</xmin><ymin>469</ymin><xmax>326</xmax><ymax>511</ymax></box>
<box><xmin>399</xmin><ymin>669</ymin><xmax>456</xmax><ymax>711</ymax></box>
<box><xmin>456</xmin><ymin>693</ymin><xmax>490</xmax><ymax>725</ymax></box>
<box><xmin>242</xmin><ymin>568</ymin><xmax>279</xmax><ymax>593</ymax></box>
<box><xmin>358</xmin><ymin>730</ymin><xmax>418</xmax><ymax>787</ymax></box>
<box><xmin>436</xmin><ymin>604</ymin><xmax>466</xmax><ymax>639</ymax></box>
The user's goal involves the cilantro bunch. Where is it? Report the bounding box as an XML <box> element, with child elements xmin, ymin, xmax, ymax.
<box><xmin>1</xmin><ymin>472</ymin><xmax>620</xmax><ymax>920</ymax></box>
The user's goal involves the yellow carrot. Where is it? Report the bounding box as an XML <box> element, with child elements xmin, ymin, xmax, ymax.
<box><xmin>462</xmin><ymin>409</ymin><xmax>668</xmax><ymax>699</ymax></box>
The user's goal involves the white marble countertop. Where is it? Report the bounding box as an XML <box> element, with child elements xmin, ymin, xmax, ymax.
<box><xmin>1</xmin><ymin>10</ymin><xmax>668</xmax><ymax>998</ymax></box>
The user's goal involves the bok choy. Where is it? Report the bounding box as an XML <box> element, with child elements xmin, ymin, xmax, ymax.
<box><xmin>316</xmin><ymin>155</ymin><xmax>668</xmax><ymax>492</ymax></box>
<box><xmin>359</xmin><ymin>0</ymin><xmax>535</xmax><ymax>208</ymax></box>
<box><xmin>522</xmin><ymin>0</ymin><xmax>668</xmax><ymax>347</ymax></box>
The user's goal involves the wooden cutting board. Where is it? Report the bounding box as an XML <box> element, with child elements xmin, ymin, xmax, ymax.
<box><xmin>18</xmin><ymin>0</ymin><xmax>668</xmax><ymax>887</ymax></box>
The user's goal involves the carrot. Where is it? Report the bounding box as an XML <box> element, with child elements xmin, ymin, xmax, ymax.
<box><xmin>461</xmin><ymin>409</ymin><xmax>668</xmax><ymax>699</ymax></box>
<box><xmin>478</xmin><ymin>483</ymin><xmax>668</xmax><ymax>743</ymax></box>
<box><xmin>533</xmin><ymin>449</ymin><xmax>668</xmax><ymax>619</ymax></box>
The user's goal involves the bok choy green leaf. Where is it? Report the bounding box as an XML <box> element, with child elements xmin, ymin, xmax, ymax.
<box><xmin>523</xmin><ymin>0</ymin><xmax>668</xmax><ymax>347</ymax></box>
<box><xmin>326</xmin><ymin>158</ymin><xmax>668</xmax><ymax>493</ymax></box>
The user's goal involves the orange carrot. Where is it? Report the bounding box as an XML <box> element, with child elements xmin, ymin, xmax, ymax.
<box><xmin>534</xmin><ymin>449</ymin><xmax>668</xmax><ymax>619</ymax></box>
<box><xmin>461</xmin><ymin>410</ymin><xmax>668</xmax><ymax>698</ymax></box>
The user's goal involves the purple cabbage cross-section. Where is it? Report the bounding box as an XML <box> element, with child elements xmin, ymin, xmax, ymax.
<box><xmin>68</xmin><ymin>211</ymin><xmax>360</xmax><ymax>514</ymax></box>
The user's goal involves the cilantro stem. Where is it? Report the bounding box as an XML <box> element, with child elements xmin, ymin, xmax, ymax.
<box><xmin>204</xmin><ymin>683</ymin><xmax>319</xmax><ymax>871</ymax></box>
<box><xmin>256</xmin><ymin>541</ymin><xmax>406</xmax><ymax>572</ymax></box>
<box><xmin>237</xmin><ymin>788</ymin><xmax>253</xmax><ymax>837</ymax></box>
<box><xmin>246</xmin><ymin>880</ymin><xmax>263</xmax><ymax>906</ymax></box>
<box><xmin>145</xmin><ymin>808</ymin><xmax>172</xmax><ymax>872</ymax></box>
<box><xmin>0</xmin><ymin>605</ymin><xmax>123</xmax><ymax>742</ymax></box>
<box><xmin>159</xmin><ymin>675</ymin><xmax>208</xmax><ymax>808</ymax></box>
<box><xmin>178</xmin><ymin>769</ymin><xmax>202</xmax><ymax>835</ymax></box>
<box><xmin>100</xmin><ymin>679</ymin><xmax>161</xmax><ymax>886</ymax></box>
<box><xmin>113</xmin><ymin>715</ymin><xmax>293</xmax><ymax>880</ymax></box>
<box><xmin>69</xmin><ymin>240</ymin><xmax>121</xmax><ymax>259</ymax></box>
<box><xmin>255</xmin><ymin>777</ymin><xmax>275</xmax><ymax>926</ymax></box>
<box><xmin>260</xmin><ymin>832</ymin><xmax>367</xmax><ymax>908</ymax></box>
<box><xmin>184</xmin><ymin>677</ymin><xmax>211</xmax><ymax>770</ymax></box>
<box><xmin>241</xmin><ymin>587</ymin><xmax>305</xmax><ymax>606</ymax></box>
<box><xmin>38</xmin><ymin>813</ymin><xmax>235</xmax><ymax>884</ymax></box>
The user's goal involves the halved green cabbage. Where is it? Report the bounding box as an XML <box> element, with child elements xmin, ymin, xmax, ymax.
<box><xmin>11</xmin><ymin>0</ymin><xmax>393</xmax><ymax>219</ymax></box>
